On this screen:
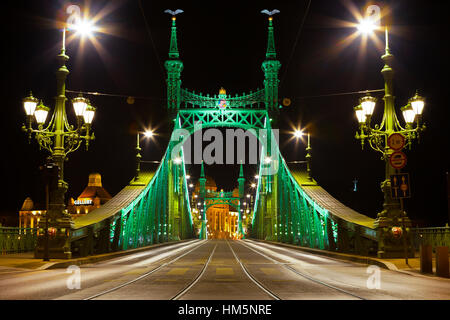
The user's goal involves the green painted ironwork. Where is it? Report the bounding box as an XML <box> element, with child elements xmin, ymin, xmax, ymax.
<box><xmin>0</xmin><ymin>227</ymin><xmax>37</xmax><ymax>254</ymax></box>
<box><xmin>69</xmin><ymin>10</ymin><xmax>379</xmax><ymax>257</ymax></box>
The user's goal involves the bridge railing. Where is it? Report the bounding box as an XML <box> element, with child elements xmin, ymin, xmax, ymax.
<box><xmin>0</xmin><ymin>227</ymin><xmax>37</xmax><ymax>254</ymax></box>
<box><xmin>411</xmin><ymin>226</ymin><xmax>450</xmax><ymax>251</ymax></box>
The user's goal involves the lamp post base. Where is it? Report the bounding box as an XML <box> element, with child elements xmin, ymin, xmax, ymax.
<box><xmin>374</xmin><ymin>216</ymin><xmax>415</xmax><ymax>259</ymax></box>
<box><xmin>34</xmin><ymin>216</ymin><xmax>74</xmax><ymax>260</ymax></box>
<box><xmin>34</xmin><ymin>245</ymin><xmax>72</xmax><ymax>259</ymax></box>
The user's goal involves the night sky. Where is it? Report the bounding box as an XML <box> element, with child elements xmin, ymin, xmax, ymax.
<box><xmin>2</xmin><ymin>0</ymin><xmax>448</xmax><ymax>226</ymax></box>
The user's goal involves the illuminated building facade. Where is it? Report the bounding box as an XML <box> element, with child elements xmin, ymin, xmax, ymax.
<box><xmin>67</xmin><ymin>173</ymin><xmax>112</xmax><ymax>217</ymax></box>
<box><xmin>192</xmin><ymin>176</ymin><xmax>240</xmax><ymax>239</ymax></box>
<box><xmin>19</xmin><ymin>173</ymin><xmax>112</xmax><ymax>228</ymax></box>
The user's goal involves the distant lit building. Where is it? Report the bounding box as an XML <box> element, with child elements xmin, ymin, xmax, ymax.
<box><xmin>192</xmin><ymin>176</ymin><xmax>239</xmax><ymax>239</ymax></box>
<box><xmin>67</xmin><ymin>173</ymin><xmax>112</xmax><ymax>217</ymax></box>
<box><xmin>19</xmin><ymin>197</ymin><xmax>44</xmax><ymax>229</ymax></box>
<box><xmin>19</xmin><ymin>173</ymin><xmax>112</xmax><ymax>228</ymax></box>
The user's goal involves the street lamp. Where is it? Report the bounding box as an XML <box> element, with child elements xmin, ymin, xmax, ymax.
<box><xmin>135</xmin><ymin>129</ymin><xmax>154</xmax><ymax>181</ymax></box>
<box><xmin>293</xmin><ymin>130</ymin><xmax>312</xmax><ymax>181</ymax></box>
<box><xmin>353</xmin><ymin>13</ymin><xmax>426</xmax><ymax>258</ymax></box>
<box><xmin>22</xmin><ymin>26</ymin><xmax>97</xmax><ymax>260</ymax></box>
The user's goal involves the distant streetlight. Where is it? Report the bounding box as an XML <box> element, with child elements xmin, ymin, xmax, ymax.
<box><xmin>357</xmin><ymin>18</ymin><xmax>379</xmax><ymax>34</ymax></box>
<box><xmin>143</xmin><ymin>130</ymin><xmax>154</xmax><ymax>138</ymax></box>
<box><xmin>135</xmin><ymin>128</ymin><xmax>155</xmax><ymax>181</ymax></box>
<box><xmin>294</xmin><ymin>129</ymin><xmax>304</xmax><ymax>138</ymax></box>
<box><xmin>69</xmin><ymin>19</ymin><xmax>98</xmax><ymax>37</ymax></box>
<box><xmin>293</xmin><ymin>129</ymin><xmax>312</xmax><ymax>181</ymax></box>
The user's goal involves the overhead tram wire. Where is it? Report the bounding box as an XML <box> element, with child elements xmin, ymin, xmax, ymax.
<box><xmin>280</xmin><ymin>0</ymin><xmax>312</xmax><ymax>89</ymax></box>
<box><xmin>291</xmin><ymin>88</ymin><xmax>385</xmax><ymax>101</ymax></box>
<box><xmin>138</xmin><ymin>0</ymin><xmax>166</xmax><ymax>80</ymax></box>
<box><xmin>66</xmin><ymin>88</ymin><xmax>385</xmax><ymax>105</ymax></box>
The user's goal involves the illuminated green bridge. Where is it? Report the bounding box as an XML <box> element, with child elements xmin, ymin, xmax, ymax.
<box><xmin>70</xmin><ymin>15</ymin><xmax>377</xmax><ymax>257</ymax></box>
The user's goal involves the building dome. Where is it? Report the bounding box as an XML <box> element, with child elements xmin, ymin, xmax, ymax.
<box><xmin>88</xmin><ymin>173</ymin><xmax>102</xmax><ymax>187</ymax></box>
<box><xmin>21</xmin><ymin>197</ymin><xmax>34</xmax><ymax>211</ymax></box>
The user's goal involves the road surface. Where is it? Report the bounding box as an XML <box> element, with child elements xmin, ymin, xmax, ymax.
<box><xmin>0</xmin><ymin>239</ymin><xmax>449</xmax><ymax>300</ymax></box>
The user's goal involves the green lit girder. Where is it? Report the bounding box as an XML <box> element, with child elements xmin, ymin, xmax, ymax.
<box><xmin>177</xmin><ymin>109</ymin><xmax>268</xmax><ymax>131</ymax></box>
<box><xmin>181</xmin><ymin>88</ymin><xmax>265</xmax><ymax>109</ymax></box>
<box><xmin>251</xmin><ymin>127</ymin><xmax>378</xmax><ymax>254</ymax></box>
<box><xmin>71</xmin><ymin>142</ymin><xmax>193</xmax><ymax>254</ymax></box>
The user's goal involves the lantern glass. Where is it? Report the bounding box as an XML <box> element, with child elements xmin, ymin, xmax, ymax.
<box><xmin>34</xmin><ymin>103</ymin><xmax>50</xmax><ymax>125</ymax></box>
<box><xmin>402</xmin><ymin>107</ymin><xmax>416</xmax><ymax>124</ymax></box>
<box><xmin>72</xmin><ymin>96</ymin><xmax>88</xmax><ymax>117</ymax></box>
<box><xmin>23</xmin><ymin>94</ymin><xmax>39</xmax><ymax>116</ymax></box>
<box><xmin>359</xmin><ymin>95</ymin><xmax>377</xmax><ymax>116</ymax></box>
<box><xmin>411</xmin><ymin>100</ymin><xmax>425</xmax><ymax>116</ymax></box>
<box><xmin>354</xmin><ymin>106</ymin><xmax>365</xmax><ymax>124</ymax></box>
<box><xmin>409</xmin><ymin>92</ymin><xmax>425</xmax><ymax>116</ymax></box>
<box><xmin>83</xmin><ymin>105</ymin><xmax>96</xmax><ymax>124</ymax></box>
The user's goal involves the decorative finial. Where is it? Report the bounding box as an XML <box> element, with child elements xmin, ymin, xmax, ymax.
<box><xmin>261</xmin><ymin>9</ymin><xmax>279</xmax><ymax>59</ymax></box>
<box><xmin>219</xmin><ymin>87</ymin><xmax>226</xmax><ymax>95</ymax></box>
<box><xmin>164</xmin><ymin>9</ymin><xmax>184</xmax><ymax>18</ymax></box>
<box><xmin>261</xmin><ymin>9</ymin><xmax>280</xmax><ymax>17</ymax></box>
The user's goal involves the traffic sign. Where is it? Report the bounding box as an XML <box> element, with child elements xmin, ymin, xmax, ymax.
<box><xmin>387</xmin><ymin>133</ymin><xmax>406</xmax><ymax>151</ymax></box>
<box><xmin>389</xmin><ymin>151</ymin><xmax>407</xmax><ymax>169</ymax></box>
<box><xmin>390</xmin><ymin>173</ymin><xmax>411</xmax><ymax>199</ymax></box>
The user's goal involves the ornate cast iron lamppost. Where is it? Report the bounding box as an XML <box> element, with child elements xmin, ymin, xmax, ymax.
<box><xmin>22</xmin><ymin>27</ymin><xmax>97</xmax><ymax>259</ymax></box>
<box><xmin>353</xmin><ymin>19</ymin><xmax>426</xmax><ymax>258</ymax></box>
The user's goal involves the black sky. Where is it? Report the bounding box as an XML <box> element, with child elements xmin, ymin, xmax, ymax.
<box><xmin>2</xmin><ymin>0</ymin><xmax>449</xmax><ymax>226</ymax></box>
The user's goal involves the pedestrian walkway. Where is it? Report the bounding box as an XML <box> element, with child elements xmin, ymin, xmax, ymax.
<box><xmin>0</xmin><ymin>252</ymin><xmax>63</xmax><ymax>270</ymax></box>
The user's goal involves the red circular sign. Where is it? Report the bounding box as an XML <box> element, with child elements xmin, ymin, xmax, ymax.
<box><xmin>392</xmin><ymin>227</ymin><xmax>403</xmax><ymax>238</ymax></box>
<box><xmin>389</xmin><ymin>151</ymin><xmax>407</xmax><ymax>169</ymax></box>
<box><xmin>387</xmin><ymin>133</ymin><xmax>406</xmax><ymax>151</ymax></box>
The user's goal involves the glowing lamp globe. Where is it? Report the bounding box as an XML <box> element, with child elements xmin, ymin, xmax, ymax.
<box><xmin>83</xmin><ymin>105</ymin><xmax>96</xmax><ymax>124</ymax></box>
<box><xmin>294</xmin><ymin>130</ymin><xmax>304</xmax><ymax>138</ymax></box>
<box><xmin>72</xmin><ymin>95</ymin><xmax>88</xmax><ymax>117</ymax></box>
<box><xmin>409</xmin><ymin>92</ymin><xmax>425</xmax><ymax>116</ymax></box>
<box><xmin>354</xmin><ymin>105</ymin><xmax>365</xmax><ymax>124</ymax></box>
<box><xmin>34</xmin><ymin>102</ymin><xmax>50</xmax><ymax>125</ymax></box>
<box><xmin>402</xmin><ymin>105</ymin><xmax>416</xmax><ymax>124</ymax></box>
<box><xmin>357</xmin><ymin>18</ymin><xmax>377</xmax><ymax>34</ymax></box>
<box><xmin>144</xmin><ymin>130</ymin><xmax>154</xmax><ymax>138</ymax></box>
<box><xmin>360</xmin><ymin>95</ymin><xmax>377</xmax><ymax>117</ymax></box>
<box><xmin>23</xmin><ymin>93</ymin><xmax>39</xmax><ymax>116</ymax></box>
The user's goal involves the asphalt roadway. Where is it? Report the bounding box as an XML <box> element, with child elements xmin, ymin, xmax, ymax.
<box><xmin>0</xmin><ymin>239</ymin><xmax>449</xmax><ymax>300</ymax></box>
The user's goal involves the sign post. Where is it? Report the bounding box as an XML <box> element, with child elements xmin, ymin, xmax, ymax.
<box><xmin>390</xmin><ymin>173</ymin><xmax>411</xmax><ymax>265</ymax></box>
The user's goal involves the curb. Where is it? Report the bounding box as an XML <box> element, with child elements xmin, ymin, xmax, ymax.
<box><xmin>43</xmin><ymin>238</ymin><xmax>197</xmax><ymax>270</ymax></box>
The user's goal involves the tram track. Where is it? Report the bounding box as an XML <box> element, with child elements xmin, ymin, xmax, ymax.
<box><xmin>226</xmin><ymin>240</ymin><xmax>281</xmax><ymax>300</ymax></box>
<box><xmin>83</xmin><ymin>239</ymin><xmax>366</xmax><ymax>300</ymax></box>
<box><xmin>238</xmin><ymin>240</ymin><xmax>366</xmax><ymax>300</ymax></box>
<box><xmin>84</xmin><ymin>240</ymin><xmax>210</xmax><ymax>300</ymax></box>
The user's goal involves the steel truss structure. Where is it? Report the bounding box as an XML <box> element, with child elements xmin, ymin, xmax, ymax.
<box><xmin>69</xmin><ymin>12</ymin><xmax>378</xmax><ymax>257</ymax></box>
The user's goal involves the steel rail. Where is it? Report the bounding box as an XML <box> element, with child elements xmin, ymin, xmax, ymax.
<box><xmin>84</xmin><ymin>240</ymin><xmax>209</xmax><ymax>300</ymax></box>
<box><xmin>171</xmin><ymin>244</ymin><xmax>217</xmax><ymax>300</ymax></box>
<box><xmin>226</xmin><ymin>240</ymin><xmax>281</xmax><ymax>300</ymax></box>
<box><xmin>240</xmin><ymin>240</ymin><xmax>366</xmax><ymax>300</ymax></box>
